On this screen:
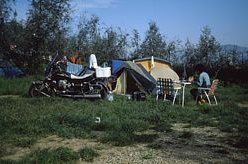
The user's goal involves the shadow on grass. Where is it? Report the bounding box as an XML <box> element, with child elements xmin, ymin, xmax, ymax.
<box><xmin>133</xmin><ymin>133</ymin><xmax>159</xmax><ymax>143</ymax></box>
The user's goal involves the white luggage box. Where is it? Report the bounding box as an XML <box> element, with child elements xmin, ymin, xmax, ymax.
<box><xmin>95</xmin><ymin>67</ymin><xmax>111</xmax><ymax>78</ymax></box>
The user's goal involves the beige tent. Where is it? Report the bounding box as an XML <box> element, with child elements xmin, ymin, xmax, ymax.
<box><xmin>134</xmin><ymin>56</ymin><xmax>180</xmax><ymax>81</ymax></box>
<box><xmin>150</xmin><ymin>67</ymin><xmax>181</xmax><ymax>88</ymax></box>
<box><xmin>150</xmin><ymin>67</ymin><xmax>179</xmax><ymax>81</ymax></box>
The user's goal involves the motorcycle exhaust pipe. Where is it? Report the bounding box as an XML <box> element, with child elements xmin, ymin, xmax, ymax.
<box><xmin>62</xmin><ymin>94</ymin><xmax>101</xmax><ymax>99</ymax></box>
<box><xmin>83</xmin><ymin>94</ymin><xmax>101</xmax><ymax>98</ymax></box>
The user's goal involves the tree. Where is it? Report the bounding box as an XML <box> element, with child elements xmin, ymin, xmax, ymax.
<box><xmin>4</xmin><ymin>18</ymin><xmax>26</xmax><ymax>68</ymax></box>
<box><xmin>0</xmin><ymin>0</ymin><xmax>15</xmax><ymax>56</ymax></box>
<box><xmin>101</xmin><ymin>27</ymin><xmax>128</xmax><ymax>61</ymax></box>
<box><xmin>24</xmin><ymin>0</ymin><xmax>71</xmax><ymax>74</ymax></box>
<box><xmin>140</xmin><ymin>21</ymin><xmax>167</xmax><ymax>58</ymax></box>
<box><xmin>77</xmin><ymin>14</ymin><xmax>128</xmax><ymax>65</ymax></box>
<box><xmin>0</xmin><ymin>0</ymin><xmax>27</xmax><ymax>70</ymax></box>
<box><xmin>77</xmin><ymin>14</ymin><xmax>101</xmax><ymax>61</ymax></box>
<box><xmin>165</xmin><ymin>40</ymin><xmax>177</xmax><ymax>62</ymax></box>
<box><xmin>130</xmin><ymin>29</ymin><xmax>141</xmax><ymax>59</ymax></box>
<box><xmin>184</xmin><ymin>39</ymin><xmax>196</xmax><ymax>67</ymax></box>
<box><xmin>196</xmin><ymin>26</ymin><xmax>220</xmax><ymax>68</ymax></box>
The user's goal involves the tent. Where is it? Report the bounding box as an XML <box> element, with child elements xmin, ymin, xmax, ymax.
<box><xmin>111</xmin><ymin>59</ymin><xmax>124</xmax><ymax>74</ymax></box>
<box><xmin>150</xmin><ymin>67</ymin><xmax>179</xmax><ymax>82</ymax></box>
<box><xmin>134</xmin><ymin>56</ymin><xmax>172</xmax><ymax>72</ymax></box>
<box><xmin>113</xmin><ymin>61</ymin><xmax>156</xmax><ymax>95</ymax></box>
<box><xmin>134</xmin><ymin>56</ymin><xmax>179</xmax><ymax>81</ymax></box>
<box><xmin>0</xmin><ymin>59</ymin><xmax>24</xmax><ymax>77</ymax></box>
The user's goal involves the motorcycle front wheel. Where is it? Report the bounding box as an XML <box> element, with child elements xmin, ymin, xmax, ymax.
<box><xmin>29</xmin><ymin>83</ymin><xmax>54</xmax><ymax>97</ymax></box>
<box><xmin>29</xmin><ymin>84</ymin><xmax>42</xmax><ymax>97</ymax></box>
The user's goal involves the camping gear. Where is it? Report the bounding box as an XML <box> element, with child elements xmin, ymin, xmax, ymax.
<box><xmin>150</xmin><ymin>67</ymin><xmax>180</xmax><ymax>82</ymax></box>
<box><xmin>29</xmin><ymin>54</ymin><xmax>112</xmax><ymax>99</ymax></box>
<box><xmin>111</xmin><ymin>60</ymin><xmax>124</xmax><ymax>74</ymax></box>
<box><xmin>113</xmin><ymin>61</ymin><xmax>156</xmax><ymax>95</ymax></box>
<box><xmin>132</xmin><ymin>91</ymin><xmax>146</xmax><ymax>101</ymax></box>
<box><xmin>66</xmin><ymin>62</ymin><xmax>83</xmax><ymax>74</ymax></box>
<box><xmin>95</xmin><ymin>67</ymin><xmax>111</xmax><ymax>78</ymax></box>
<box><xmin>0</xmin><ymin>59</ymin><xmax>24</xmax><ymax>77</ymax></box>
<box><xmin>134</xmin><ymin>56</ymin><xmax>180</xmax><ymax>81</ymax></box>
<box><xmin>134</xmin><ymin>56</ymin><xmax>172</xmax><ymax>72</ymax></box>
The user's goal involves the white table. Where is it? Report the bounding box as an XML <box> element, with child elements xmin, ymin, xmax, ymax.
<box><xmin>174</xmin><ymin>81</ymin><xmax>191</xmax><ymax>107</ymax></box>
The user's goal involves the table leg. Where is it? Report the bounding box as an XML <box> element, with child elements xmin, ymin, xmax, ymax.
<box><xmin>182</xmin><ymin>84</ymin><xmax>186</xmax><ymax>107</ymax></box>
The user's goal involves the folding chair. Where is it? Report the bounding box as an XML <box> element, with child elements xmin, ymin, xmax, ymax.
<box><xmin>196</xmin><ymin>79</ymin><xmax>219</xmax><ymax>105</ymax></box>
<box><xmin>156</xmin><ymin>78</ymin><xmax>181</xmax><ymax>105</ymax></box>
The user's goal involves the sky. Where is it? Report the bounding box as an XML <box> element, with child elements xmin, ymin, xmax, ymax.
<box><xmin>13</xmin><ymin>0</ymin><xmax>248</xmax><ymax>47</ymax></box>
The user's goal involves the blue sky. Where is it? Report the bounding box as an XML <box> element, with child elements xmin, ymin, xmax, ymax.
<box><xmin>13</xmin><ymin>0</ymin><xmax>248</xmax><ymax>47</ymax></box>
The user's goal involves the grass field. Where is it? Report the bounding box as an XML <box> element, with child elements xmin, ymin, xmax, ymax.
<box><xmin>0</xmin><ymin>77</ymin><xmax>248</xmax><ymax>163</ymax></box>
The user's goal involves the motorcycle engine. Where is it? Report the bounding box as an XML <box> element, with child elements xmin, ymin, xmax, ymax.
<box><xmin>58</xmin><ymin>80</ymin><xmax>71</xmax><ymax>89</ymax></box>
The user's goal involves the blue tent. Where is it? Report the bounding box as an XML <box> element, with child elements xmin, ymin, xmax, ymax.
<box><xmin>0</xmin><ymin>59</ymin><xmax>24</xmax><ymax>77</ymax></box>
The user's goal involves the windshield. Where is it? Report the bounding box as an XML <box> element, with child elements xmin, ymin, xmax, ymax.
<box><xmin>45</xmin><ymin>53</ymin><xmax>62</xmax><ymax>77</ymax></box>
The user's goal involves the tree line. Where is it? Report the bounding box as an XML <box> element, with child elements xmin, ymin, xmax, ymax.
<box><xmin>1</xmin><ymin>0</ymin><xmax>247</xmax><ymax>83</ymax></box>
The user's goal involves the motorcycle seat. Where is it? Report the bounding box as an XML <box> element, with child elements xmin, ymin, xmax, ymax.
<box><xmin>70</xmin><ymin>73</ymin><xmax>92</xmax><ymax>80</ymax></box>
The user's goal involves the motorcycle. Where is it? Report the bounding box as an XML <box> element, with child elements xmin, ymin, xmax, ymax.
<box><xmin>28</xmin><ymin>54</ymin><xmax>112</xmax><ymax>100</ymax></box>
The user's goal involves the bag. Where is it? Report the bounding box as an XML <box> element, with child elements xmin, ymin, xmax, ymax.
<box><xmin>132</xmin><ymin>91</ymin><xmax>146</xmax><ymax>101</ymax></box>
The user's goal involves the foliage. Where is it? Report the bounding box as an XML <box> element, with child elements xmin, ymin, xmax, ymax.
<box><xmin>139</xmin><ymin>21</ymin><xmax>177</xmax><ymax>62</ymax></box>
<box><xmin>1</xmin><ymin>3</ymin><xmax>247</xmax><ymax>82</ymax></box>
<box><xmin>23</xmin><ymin>0</ymin><xmax>71</xmax><ymax>74</ymax></box>
<box><xmin>182</xmin><ymin>26</ymin><xmax>220</xmax><ymax>69</ymax></box>
<box><xmin>78</xmin><ymin>147</ymin><xmax>99</xmax><ymax>162</ymax></box>
<box><xmin>77</xmin><ymin>14</ymin><xmax>128</xmax><ymax>65</ymax></box>
<box><xmin>197</xmin><ymin>26</ymin><xmax>221</xmax><ymax>68</ymax></box>
<box><xmin>129</xmin><ymin>29</ymin><xmax>141</xmax><ymax>59</ymax></box>
<box><xmin>0</xmin><ymin>0</ymin><xmax>15</xmax><ymax>57</ymax></box>
<box><xmin>139</xmin><ymin>21</ymin><xmax>167</xmax><ymax>58</ymax></box>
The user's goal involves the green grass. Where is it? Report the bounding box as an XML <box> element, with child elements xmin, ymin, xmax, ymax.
<box><xmin>0</xmin><ymin>76</ymin><xmax>248</xmax><ymax>162</ymax></box>
<box><xmin>0</xmin><ymin>76</ymin><xmax>34</xmax><ymax>95</ymax></box>
<box><xmin>78</xmin><ymin>147</ymin><xmax>99</xmax><ymax>162</ymax></box>
<box><xmin>23</xmin><ymin>147</ymin><xmax>79</xmax><ymax>163</ymax></box>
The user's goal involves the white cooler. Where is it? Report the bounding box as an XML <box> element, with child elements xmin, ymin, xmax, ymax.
<box><xmin>95</xmin><ymin>67</ymin><xmax>111</xmax><ymax>78</ymax></box>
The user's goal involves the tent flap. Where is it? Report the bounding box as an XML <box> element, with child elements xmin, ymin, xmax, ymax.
<box><xmin>113</xmin><ymin>61</ymin><xmax>156</xmax><ymax>94</ymax></box>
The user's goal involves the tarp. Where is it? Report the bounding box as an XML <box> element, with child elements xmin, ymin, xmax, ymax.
<box><xmin>111</xmin><ymin>60</ymin><xmax>124</xmax><ymax>74</ymax></box>
<box><xmin>66</xmin><ymin>62</ymin><xmax>83</xmax><ymax>74</ymax></box>
<box><xmin>0</xmin><ymin>59</ymin><xmax>24</xmax><ymax>77</ymax></box>
<box><xmin>113</xmin><ymin>61</ymin><xmax>156</xmax><ymax>95</ymax></box>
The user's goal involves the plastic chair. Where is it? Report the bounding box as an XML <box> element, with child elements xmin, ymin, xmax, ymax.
<box><xmin>156</xmin><ymin>78</ymin><xmax>181</xmax><ymax>105</ymax></box>
<box><xmin>196</xmin><ymin>79</ymin><xmax>219</xmax><ymax>105</ymax></box>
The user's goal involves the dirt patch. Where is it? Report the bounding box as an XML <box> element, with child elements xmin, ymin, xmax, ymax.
<box><xmin>237</xmin><ymin>102</ymin><xmax>248</xmax><ymax>108</ymax></box>
<box><xmin>2</xmin><ymin>124</ymin><xmax>248</xmax><ymax>163</ymax></box>
<box><xmin>153</xmin><ymin>123</ymin><xmax>248</xmax><ymax>163</ymax></box>
<box><xmin>0</xmin><ymin>95</ymin><xmax>20</xmax><ymax>98</ymax></box>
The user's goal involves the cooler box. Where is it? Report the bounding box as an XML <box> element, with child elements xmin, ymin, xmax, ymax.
<box><xmin>95</xmin><ymin>67</ymin><xmax>111</xmax><ymax>78</ymax></box>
